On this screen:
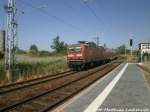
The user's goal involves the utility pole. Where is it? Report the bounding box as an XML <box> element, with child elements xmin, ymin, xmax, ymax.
<box><xmin>4</xmin><ymin>0</ymin><xmax>18</xmax><ymax>80</ymax></box>
<box><xmin>95</xmin><ymin>36</ymin><xmax>99</xmax><ymax>47</ymax></box>
<box><xmin>94</xmin><ymin>33</ymin><xmax>102</xmax><ymax>47</ymax></box>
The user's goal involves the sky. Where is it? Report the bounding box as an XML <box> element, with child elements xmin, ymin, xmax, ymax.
<box><xmin>0</xmin><ymin>0</ymin><xmax>150</xmax><ymax>51</ymax></box>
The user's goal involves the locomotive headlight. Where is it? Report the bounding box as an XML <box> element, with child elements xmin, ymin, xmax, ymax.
<box><xmin>77</xmin><ymin>54</ymin><xmax>82</xmax><ymax>57</ymax></box>
<box><xmin>68</xmin><ymin>54</ymin><xmax>74</xmax><ymax>57</ymax></box>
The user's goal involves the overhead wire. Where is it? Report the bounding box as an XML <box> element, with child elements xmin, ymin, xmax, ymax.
<box><xmin>82</xmin><ymin>0</ymin><xmax>110</xmax><ymax>32</ymax></box>
<box><xmin>83</xmin><ymin>1</ymin><xmax>103</xmax><ymax>24</ymax></box>
<box><xmin>82</xmin><ymin>0</ymin><xmax>109</xmax><ymax>46</ymax></box>
<box><xmin>19</xmin><ymin>0</ymin><xmax>87</xmax><ymax>34</ymax></box>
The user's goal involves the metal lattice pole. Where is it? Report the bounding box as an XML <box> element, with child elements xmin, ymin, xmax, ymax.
<box><xmin>5</xmin><ymin>0</ymin><xmax>17</xmax><ymax>80</ymax></box>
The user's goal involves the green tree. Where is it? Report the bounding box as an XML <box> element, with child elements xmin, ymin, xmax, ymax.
<box><xmin>50</xmin><ymin>36</ymin><xmax>66</xmax><ymax>53</ymax></box>
<box><xmin>29</xmin><ymin>44</ymin><xmax>38</xmax><ymax>55</ymax></box>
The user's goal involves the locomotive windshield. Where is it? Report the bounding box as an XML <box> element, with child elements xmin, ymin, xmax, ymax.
<box><xmin>68</xmin><ymin>46</ymin><xmax>81</xmax><ymax>52</ymax></box>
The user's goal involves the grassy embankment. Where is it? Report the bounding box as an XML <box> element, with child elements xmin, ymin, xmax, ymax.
<box><xmin>0</xmin><ymin>54</ymin><xmax>68</xmax><ymax>82</ymax></box>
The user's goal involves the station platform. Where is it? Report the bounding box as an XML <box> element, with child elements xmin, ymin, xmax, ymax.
<box><xmin>52</xmin><ymin>63</ymin><xmax>150</xmax><ymax>112</ymax></box>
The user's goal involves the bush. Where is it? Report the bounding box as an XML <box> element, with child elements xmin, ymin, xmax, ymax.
<box><xmin>38</xmin><ymin>51</ymin><xmax>51</xmax><ymax>57</ymax></box>
<box><xmin>17</xmin><ymin>49</ymin><xmax>27</xmax><ymax>54</ymax></box>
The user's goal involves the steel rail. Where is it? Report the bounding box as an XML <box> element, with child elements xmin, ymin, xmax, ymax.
<box><xmin>0</xmin><ymin>71</ymin><xmax>77</xmax><ymax>95</ymax></box>
<box><xmin>138</xmin><ymin>65</ymin><xmax>150</xmax><ymax>73</ymax></box>
<box><xmin>0</xmin><ymin>70</ymin><xmax>71</xmax><ymax>89</ymax></box>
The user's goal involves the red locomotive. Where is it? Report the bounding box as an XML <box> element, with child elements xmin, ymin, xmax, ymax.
<box><xmin>67</xmin><ymin>41</ymin><xmax>116</xmax><ymax>70</ymax></box>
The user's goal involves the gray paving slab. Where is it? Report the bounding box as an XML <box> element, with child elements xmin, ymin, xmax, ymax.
<box><xmin>99</xmin><ymin>64</ymin><xmax>150</xmax><ymax>112</ymax></box>
<box><xmin>61</xmin><ymin>63</ymin><xmax>125</xmax><ymax>112</ymax></box>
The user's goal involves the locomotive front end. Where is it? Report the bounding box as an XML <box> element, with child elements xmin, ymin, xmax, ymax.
<box><xmin>67</xmin><ymin>44</ymin><xmax>85</xmax><ymax>70</ymax></box>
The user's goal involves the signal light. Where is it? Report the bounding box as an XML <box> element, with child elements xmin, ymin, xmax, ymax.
<box><xmin>130</xmin><ymin>39</ymin><xmax>133</xmax><ymax>47</ymax></box>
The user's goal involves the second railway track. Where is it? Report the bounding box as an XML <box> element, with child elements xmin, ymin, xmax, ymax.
<box><xmin>0</xmin><ymin>70</ymin><xmax>76</xmax><ymax>94</ymax></box>
<box><xmin>138</xmin><ymin>64</ymin><xmax>150</xmax><ymax>73</ymax></box>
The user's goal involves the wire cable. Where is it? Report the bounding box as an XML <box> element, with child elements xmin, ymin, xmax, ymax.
<box><xmin>19</xmin><ymin>0</ymin><xmax>86</xmax><ymax>34</ymax></box>
<box><xmin>83</xmin><ymin>1</ymin><xmax>103</xmax><ymax>24</ymax></box>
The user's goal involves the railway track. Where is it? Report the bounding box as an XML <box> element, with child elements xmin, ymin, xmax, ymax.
<box><xmin>0</xmin><ymin>61</ymin><xmax>121</xmax><ymax>112</ymax></box>
<box><xmin>0</xmin><ymin>70</ymin><xmax>76</xmax><ymax>94</ymax></box>
<box><xmin>138</xmin><ymin>65</ymin><xmax>150</xmax><ymax>73</ymax></box>
<box><xmin>0</xmin><ymin>70</ymin><xmax>71</xmax><ymax>88</ymax></box>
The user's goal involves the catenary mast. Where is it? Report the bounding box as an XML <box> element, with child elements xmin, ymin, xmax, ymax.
<box><xmin>5</xmin><ymin>0</ymin><xmax>17</xmax><ymax>80</ymax></box>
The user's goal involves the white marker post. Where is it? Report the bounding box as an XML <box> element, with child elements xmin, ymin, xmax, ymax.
<box><xmin>141</xmin><ymin>49</ymin><xmax>143</xmax><ymax>63</ymax></box>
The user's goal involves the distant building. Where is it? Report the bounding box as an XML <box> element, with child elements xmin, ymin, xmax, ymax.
<box><xmin>139</xmin><ymin>43</ymin><xmax>150</xmax><ymax>54</ymax></box>
<box><xmin>139</xmin><ymin>43</ymin><xmax>150</xmax><ymax>62</ymax></box>
<box><xmin>0</xmin><ymin>30</ymin><xmax>5</xmax><ymax>53</ymax></box>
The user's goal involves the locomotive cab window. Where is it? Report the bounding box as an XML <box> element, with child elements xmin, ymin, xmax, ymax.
<box><xmin>68</xmin><ymin>46</ymin><xmax>82</xmax><ymax>52</ymax></box>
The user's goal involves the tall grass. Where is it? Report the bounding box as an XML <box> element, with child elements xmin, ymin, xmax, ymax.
<box><xmin>15</xmin><ymin>57</ymin><xmax>68</xmax><ymax>80</ymax></box>
<box><xmin>0</xmin><ymin>55</ymin><xmax>68</xmax><ymax>81</ymax></box>
<box><xmin>0</xmin><ymin>60</ymin><xmax>5</xmax><ymax>80</ymax></box>
<box><xmin>17</xmin><ymin>59</ymin><xmax>67</xmax><ymax>77</ymax></box>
